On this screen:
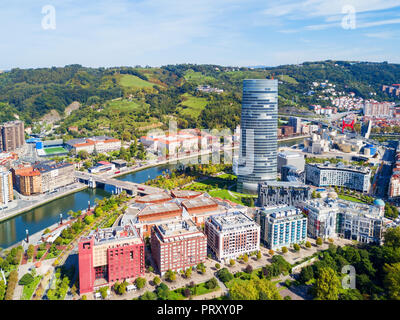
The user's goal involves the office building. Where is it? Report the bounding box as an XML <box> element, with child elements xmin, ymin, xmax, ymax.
<box><xmin>305</xmin><ymin>162</ymin><xmax>371</xmax><ymax>192</ymax></box>
<box><xmin>256</xmin><ymin>206</ymin><xmax>307</xmax><ymax>250</ymax></box>
<box><xmin>0</xmin><ymin>120</ymin><xmax>25</xmax><ymax>152</ymax></box>
<box><xmin>204</xmin><ymin>211</ymin><xmax>260</xmax><ymax>262</ymax></box>
<box><xmin>237</xmin><ymin>79</ymin><xmax>278</xmax><ymax>194</ymax></box>
<box><xmin>288</xmin><ymin>117</ymin><xmax>302</xmax><ymax>134</ymax></box>
<box><xmin>277</xmin><ymin>151</ymin><xmax>305</xmax><ymax>172</ymax></box>
<box><xmin>300</xmin><ymin>194</ymin><xmax>385</xmax><ymax>244</ymax></box>
<box><xmin>33</xmin><ymin>161</ymin><xmax>75</xmax><ymax>193</ymax></box>
<box><xmin>151</xmin><ymin>219</ymin><xmax>207</xmax><ymax>275</ymax></box>
<box><xmin>257</xmin><ymin>181</ymin><xmax>311</xmax><ymax>207</ymax></box>
<box><xmin>78</xmin><ymin>224</ymin><xmax>145</xmax><ymax>294</ymax></box>
<box><xmin>0</xmin><ymin>167</ymin><xmax>13</xmax><ymax>205</ymax></box>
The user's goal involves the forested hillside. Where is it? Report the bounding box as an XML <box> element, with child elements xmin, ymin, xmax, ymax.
<box><xmin>0</xmin><ymin>61</ymin><xmax>399</xmax><ymax>140</ymax></box>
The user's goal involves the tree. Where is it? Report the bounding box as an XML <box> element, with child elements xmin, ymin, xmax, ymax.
<box><xmin>316</xmin><ymin>237</ymin><xmax>323</xmax><ymax>246</ymax></box>
<box><xmin>314</xmin><ymin>267</ymin><xmax>340</xmax><ymax>300</ymax></box>
<box><xmin>153</xmin><ymin>276</ymin><xmax>161</xmax><ymax>286</ymax></box>
<box><xmin>245</xmin><ymin>264</ymin><xmax>253</xmax><ymax>274</ymax></box>
<box><xmin>183</xmin><ymin>288</ymin><xmax>191</xmax><ymax>298</ymax></box>
<box><xmin>340</xmin><ymin>288</ymin><xmax>364</xmax><ymax>300</ymax></box>
<box><xmin>256</xmin><ymin>251</ymin><xmax>262</xmax><ymax>260</ymax></box>
<box><xmin>135</xmin><ymin>277</ymin><xmax>146</xmax><ymax>290</ymax></box>
<box><xmin>166</xmin><ymin>269</ymin><xmax>176</xmax><ymax>282</ymax></box>
<box><xmin>139</xmin><ymin>291</ymin><xmax>157</xmax><ymax>300</ymax></box>
<box><xmin>206</xmin><ymin>278</ymin><xmax>218</xmax><ymax>290</ymax></box>
<box><xmin>383</xmin><ymin>263</ymin><xmax>400</xmax><ymax>300</ymax></box>
<box><xmin>384</xmin><ymin>226</ymin><xmax>400</xmax><ymax>248</ymax></box>
<box><xmin>312</xmin><ymin>190</ymin><xmax>317</xmax><ymax>199</ymax></box>
<box><xmin>305</xmin><ymin>241</ymin><xmax>312</xmax><ymax>249</ymax></box>
<box><xmin>293</xmin><ymin>243</ymin><xmax>300</xmax><ymax>252</ymax></box>
<box><xmin>26</xmin><ymin>244</ymin><xmax>35</xmax><ymax>260</ymax></box>
<box><xmin>185</xmin><ymin>268</ymin><xmax>192</xmax><ymax>279</ymax></box>
<box><xmin>215</xmin><ymin>263</ymin><xmax>221</xmax><ymax>270</ymax></box>
<box><xmin>268</xmin><ymin>249</ymin><xmax>274</xmax><ymax>256</ymax></box>
<box><xmin>299</xmin><ymin>265</ymin><xmax>314</xmax><ymax>284</ymax></box>
<box><xmin>229</xmin><ymin>259</ymin><xmax>235</xmax><ymax>267</ymax></box>
<box><xmin>217</xmin><ymin>268</ymin><xmax>234</xmax><ymax>283</ymax></box>
<box><xmin>243</xmin><ymin>254</ymin><xmax>249</xmax><ymax>263</ymax></box>
<box><xmin>0</xmin><ymin>280</ymin><xmax>6</xmax><ymax>300</ymax></box>
<box><xmin>229</xmin><ymin>280</ymin><xmax>258</xmax><ymax>300</ymax></box>
<box><xmin>282</xmin><ymin>247</ymin><xmax>288</xmax><ymax>254</ymax></box>
<box><xmin>84</xmin><ymin>215</ymin><xmax>94</xmax><ymax>225</ymax></box>
<box><xmin>99</xmin><ymin>286</ymin><xmax>108</xmax><ymax>299</ymax></box>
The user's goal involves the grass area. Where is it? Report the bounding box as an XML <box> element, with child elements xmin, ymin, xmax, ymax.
<box><xmin>21</xmin><ymin>275</ymin><xmax>42</xmax><ymax>300</ymax></box>
<box><xmin>119</xmin><ymin>74</ymin><xmax>155</xmax><ymax>88</ymax></box>
<box><xmin>44</xmin><ymin>147</ymin><xmax>68</xmax><ymax>155</ymax></box>
<box><xmin>177</xmin><ymin>93</ymin><xmax>208</xmax><ymax>118</ymax></box>
<box><xmin>277</xmin><ymin>74</ymin><xmax>298</xmax><ymax>84</ymax></box>
<box><xmin>337</xmin><ymin>194</ymin><xmax>366</xmax><ymax>204</ymax></box>
<box><xmin>106</xmin><ymin>99</ymin><xmax>142</xmax><ymax>112</ymax></box>
<box><xmin>184</xmin><ymin>69</ymin><xmax>216</xmax><ymax>83</ymax></box>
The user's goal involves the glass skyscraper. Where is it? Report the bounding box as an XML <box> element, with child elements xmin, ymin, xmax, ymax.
<box><xmin>237</xmin><ymin>79</ymin><xmax>278</xmax><ymax>194</ymax></box>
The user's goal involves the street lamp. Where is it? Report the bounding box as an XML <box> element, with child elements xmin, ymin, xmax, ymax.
<box><xmin>25</xmin><ymin>229</ymin><xmax>29</xmax><ymax>243</ymax></box>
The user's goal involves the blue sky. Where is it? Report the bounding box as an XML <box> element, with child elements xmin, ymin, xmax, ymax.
<box><xmin>1</xmin><ymin>0</ymin><xmax>400</xmax><ymax>69</ymax></box>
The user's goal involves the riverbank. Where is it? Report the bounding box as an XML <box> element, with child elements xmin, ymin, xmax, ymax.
<box><xmin>0</xmin><ymin>183</ymin><xmax>89</xmax><ymax>224</ymax></box>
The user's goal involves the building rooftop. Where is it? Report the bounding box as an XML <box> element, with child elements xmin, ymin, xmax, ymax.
<box><xmin>258</xmin><ymin>206</ymin><xmax>305</xmax><ymax>222</ymax></box>
<box><xmin>307</xmin><ymin>162</ymin><xmax>370</xmax><ymax>173</ymax></box>
<box><xmin>171</xmin><ymin>190</ymin><xmax>202</xmax><ymax>199</ymax></box>
<box><xmin>259</xmin><ymin>180</ymin><xmax>307</xmax><ymax>188</ymax></box>
<box><xmin>156</xmin><ymin>219</ymin><xmax>201</xmax><ymax>241</ymax></box>
<box><xmin>33</xmin><ymin>161</ymin><xmax>73</xmax><ymax>173</ymax></box>
<box><xmin>208</xmin><ymin>211</ymin><xmax>257</xmax><ymax>232</ymax></box>
<box><xmin>139</xmin><ymin>202</ymin><xmax>182</xmax><ymax>217</ymax></box>
<box><xmin>81</xmin><ymin>224</ymin><xmax>142</xmax><ymax>245</ymax></box>
<box><xmin>135</xmin><ymin>192</ymin><xmax>172</xmax><ymax>204</ymax></box>
<box><xmin>181</xmin><ymin>196</ymin><xmax>218</xmax><ymax>209</ymax></box>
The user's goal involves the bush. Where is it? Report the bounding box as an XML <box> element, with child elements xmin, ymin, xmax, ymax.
<box><xmin>215</xmin><ymin>263</ymin><xmax>221</xmax><ymax>270</ymax></box>
<box><xmin>305</xmin><ymin>241</ymin><xmax>312</xmax><ymax>248</ymax></box>
<box><xmin>217</xmin><ymin>268</ymin><xmax>234</xmax><ymax>283</ymax></box>
<box><xmin>282</xmin><ymin>247</ymin><xmax>288</xmax><ymax>254</ymax></box>
<box><xmin>229</xmin><ymin>259</ymin><xmax>235</xmax><ymax>266</ymax></box>
<box><xmin>284</xmin><ymin>295</ymin><xmax>292</xmax><ymax>300</ymax></box>
<box><xmin>205</xmin><ymin>277</ymin><xmax>218</xmax><ymax>290</ymax></box>
<box><xmin>19</xmin><ymin>273</ymin><xmax>34</xmax><ymax>286</ymax></box>
<box><xmin>293</xmin><ymin>243</ymin><xmax>300</xmax><ymax>252</ymax></box>
<box><xmin>316</xmin><ymin>237</ymin><xmax>323</xmax><ymax>246</ymax></box>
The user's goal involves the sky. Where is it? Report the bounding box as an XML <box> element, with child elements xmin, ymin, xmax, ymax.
<box><xmin>0</xmin><ymin>0</ymin><xmax>400</xmax><ymax>70</ymax></box>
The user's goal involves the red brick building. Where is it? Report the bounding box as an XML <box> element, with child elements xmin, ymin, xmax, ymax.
<box><xmin>78</xmin><ymin>224</ymin><xmax>144</xmax><ymax>294</ymax></box>
<box><xmin>151</xmin><ymin>219</ymin><xmax>207</xmax><ymax>275</ymax></box>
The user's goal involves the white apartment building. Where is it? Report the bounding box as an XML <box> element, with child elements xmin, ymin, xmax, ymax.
<box><xmin>204</xmin><ymin>211</ymin><xmax>260</xmax><ymax>263</ymax></box>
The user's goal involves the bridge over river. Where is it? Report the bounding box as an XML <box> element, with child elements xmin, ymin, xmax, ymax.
<box><xmin>74</xmin><ymin>171</ymin><xmax>162</xmax><ymax>196</ymax></box>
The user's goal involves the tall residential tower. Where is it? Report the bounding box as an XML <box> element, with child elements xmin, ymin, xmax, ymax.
<box><xmin>237</xmin><ymin>79</ymin><xmax>278</xmax><ymax>194</ymax></box>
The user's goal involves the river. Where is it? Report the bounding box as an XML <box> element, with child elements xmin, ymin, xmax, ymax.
<box><xmin>0</xmin><ymin>137</ymin><xmax>304</xmax><ymax>249</ymax></box>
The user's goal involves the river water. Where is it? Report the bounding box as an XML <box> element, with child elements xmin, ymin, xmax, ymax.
<box><xmin>0</xmin><ymin>138</ymin><xmax>302</xmax><ymax>249</ymax></box>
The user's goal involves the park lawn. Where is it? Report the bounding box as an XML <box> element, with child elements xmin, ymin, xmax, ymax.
<box><xmin>208</xmin><ymin>189</ymin><xmax>244</xmax><ymax>205</ymax></box>
<box><xmin>338</xmin><ymin>194</ymin><xmax>366</xmax><ymax>204</ymax></box>
<box><xmin>21</xmin><ymin>275</ymin><xmax>42</xmax><ymax>300</ymax></box>
<box><xmin>177</xmin><ymin>93</ymin><xmax>208</xmax><ymax>118</ymax></box>
<box><xmin>193</xmin><ymin>282</ymin><xmax>220</xmax><ymax>296</ymax></box>
<box><xmin>119</xmin><ymin>74</ymin><xmax>155</xmax><ymax>88</ymax></box>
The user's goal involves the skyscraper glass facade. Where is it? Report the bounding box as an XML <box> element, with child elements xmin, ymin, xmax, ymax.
<box><xmin>237</xmin><ymin>79</ymin><xmax>278</xmax><ymax>193</ymax></box>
